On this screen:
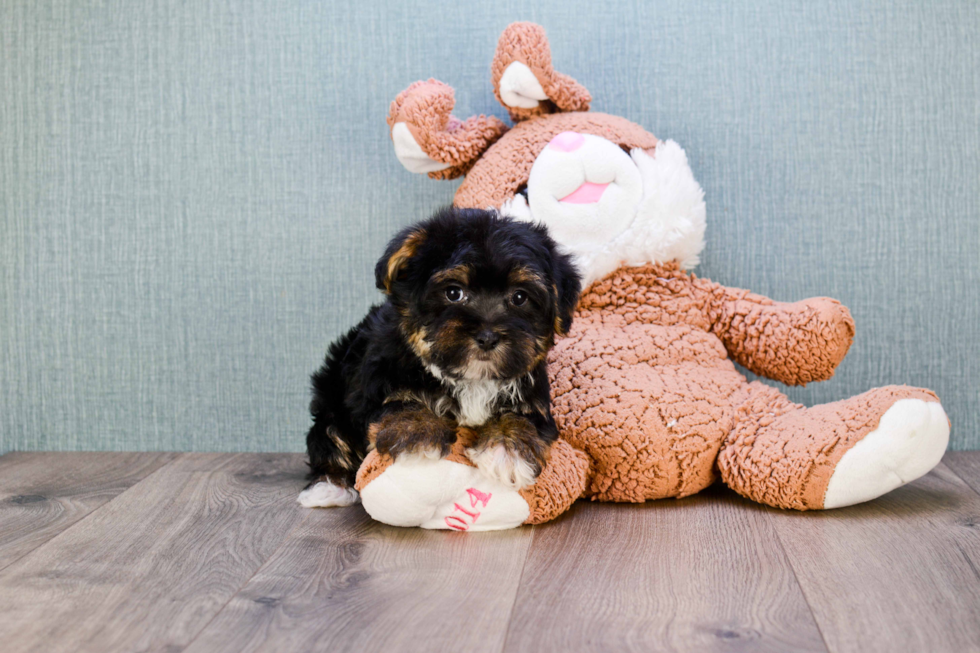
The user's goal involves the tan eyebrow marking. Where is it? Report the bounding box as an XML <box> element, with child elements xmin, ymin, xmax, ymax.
<box><xmin>508</xmin><ymin>266</ymin><xmax>545</xmax><ymax>286</ymax></box>
<box><xmin>431</xmin><ymin>264</ymin><xmax>472</xmax><ymax>285</ymax></box>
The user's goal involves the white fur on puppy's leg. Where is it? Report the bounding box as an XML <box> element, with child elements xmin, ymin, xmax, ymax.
<box><xmin>297</xmin><ymin>481</ymin><xmax>359</xmax><ymax>508</ymax></box>
<box><xmin>467</xmin><ymin>445</ymin><xmax>537</xmax><ymax>490</ymax></box>
<box><xmin>824</xmin><ymin>399</ymin><xmax>950</xmax><ymax>509</ymax></box>
<box><xmin>396</xmin><ymin>448</ymin><xmax>444</xmax><ymax>464</ymax></box>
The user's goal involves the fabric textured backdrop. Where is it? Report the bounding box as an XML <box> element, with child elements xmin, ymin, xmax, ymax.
<box><xmin>1</xmin><ymin>0</ymin><xmax>978</xmax><ymax>453</ymax></box>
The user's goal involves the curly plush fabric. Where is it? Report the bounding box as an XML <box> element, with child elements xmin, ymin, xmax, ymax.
<box><xmin>362</xmin><ymin>20</ymin><xmax>950</xmax><ymax>528</ymax></box>
<box><xmin>354</xmin><ymin>448</ymin><xmax>392</xmax><ymax>492</ymax></box>
<box><xmin>518</xmin><ymin>440</ymin><xmax>591</xmax><ymax>523</ymax></box>
<box><xmin>453</xmin><ymin>113</ymin><xmax>658</xmax><ymax>209</ymax></box>
<box><xmin>387</xmin><ymin>79</ymin><xmax>509</xmax><ymax>180</ymax></box>
<box><xmin>491</xmin><ymin>22</ymin><xmax>592</xmax><ymax>122</ymax></box>
<box><xmin>547</xmin><ymin>263</ymin><xmax>938</xmax><ymax>509</ymax></box>
<box><xmin>356</xmin><ymin>261</ymin><xmax>945</xmax><ymax>520</ymax></box>
<box><xmin>717</xmin><ymin>383</ymin><xmax>941</xmax><ymax>509</ymax></box>
<box><xmin>703</xmin><ymin>288</ymin><xmax>856</xmax><ymax>386</ymax></box>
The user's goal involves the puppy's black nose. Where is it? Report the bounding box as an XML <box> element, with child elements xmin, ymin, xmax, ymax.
<box><xmin>475</xmin><ymin>329</ymin><xmax>501</xmax><ymax>351</ymax></box>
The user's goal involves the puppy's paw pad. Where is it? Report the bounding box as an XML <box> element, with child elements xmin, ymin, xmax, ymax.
<box><xmin>297</xmin><ymin>481</ymin><xmax>359</xmax><ymax>508</ymax></box>
<box><xmin>467</xmin><ymin>445</ymin><xmax>537</xmax><ymax>490</ymax></box>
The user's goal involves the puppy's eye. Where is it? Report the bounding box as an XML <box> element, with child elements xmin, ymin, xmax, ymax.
<box><xmin>511</xmin><ymin>290</ymin><xmax>528</xmax><ymax>306</ymax></box>
<box><xmin>445</xmin><ymin>286</ymin><xmax>466</xmax><ymax>303</ymax></box>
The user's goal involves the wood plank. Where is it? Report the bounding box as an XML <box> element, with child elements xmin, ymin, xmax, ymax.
<box><xmin>182</xmin><ymin>504</ymin><xmax>533</xmax><ymax>653</ymax></box>
<box><xmin>768</xmin><ymin>463</ymin><xmax>980</xmax><ymax>653</ymax></box>
<box><xmin>0</xmin><ymin>452</ymin><xmax>178</xmax><ymax>571</ymax></box>
<box><xmin>944</xmin><ymin>451</ymin><xmax>980</xmax><ymax>497</ymax></box>
<box><xmin>503</xmin><ymin>486</ymin><xmax>826</xmax><ymax>653</ymax></box>
<box><xmin>0</xmin><ymin>453</ymin><xmax>310</xmax><ymax>653</ymax></box>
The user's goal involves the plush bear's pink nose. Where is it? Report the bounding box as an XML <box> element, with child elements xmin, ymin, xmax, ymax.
<box><xmin>548</xmin><ymin>131</ymin><xmax>585</xmax><ymax>152</ymax></box>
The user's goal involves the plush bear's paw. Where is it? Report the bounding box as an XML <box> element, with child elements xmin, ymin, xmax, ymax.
<box><xmin>490</xmin><ymin>22</ymin><xmax>591</xmax><ymax>119</ymax></box>
<box><xmin>388</xmin><ymin>80</ymin><xmax>455</xmax><ymax>174</ymax></box>
<box><xmin>498</xmin><ymin>62</ymin><xmax>549</xmax><ymax>109</ymax></box>
<box><xmin>824</xmin><ymin>399</ymin><xmax>949</xmax><ymax>509</ymax></box>
<box><xmin>297</xmin><ymin>481</ymin><xmax>360</xmax><ymax>508</ymax></box>
<box><xmin>391</xmin><ymin>122</ymin><xmax>451</xmax><ymax>174</ymax></box>
<box><xmin>466</xmin><ymin>444</ymin><xmax>539</xmax><ymax>490</ymax></box>
<box><xmin>388</xmin><ymin>79</ymin><xmax>508</xmax><ymax>177</ymax></box>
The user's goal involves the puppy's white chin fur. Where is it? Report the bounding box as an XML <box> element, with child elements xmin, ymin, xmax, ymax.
<box><xmin>297</xmin><ymin>481</ymin><xmax>360</xmax><ymax>508</ymax></box>
<box><xmin>467</xmin><ymin>444</ymin><xmax>537</xmax><ymax>490</ymax></box>
<box><xmin>461</xmin><ymin>358</ymin><xmax>503</xmax><ymax>381</ymax></box>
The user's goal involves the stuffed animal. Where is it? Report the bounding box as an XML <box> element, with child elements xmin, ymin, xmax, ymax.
<box><xmin>355</xmin><ymin>22</ymin><xmax>950</xmax><ymax>531</ymax></box>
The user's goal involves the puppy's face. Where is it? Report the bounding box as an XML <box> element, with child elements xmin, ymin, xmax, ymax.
<box><xmin>376</xmin><ymin>208</ymin><xmax>581</xmax><ymax>381</ymax></box>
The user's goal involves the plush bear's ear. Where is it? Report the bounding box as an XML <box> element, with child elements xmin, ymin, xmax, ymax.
<box><xmin>374</xmin><ymin>224</ymin><xmax>428</xmax><ymax>294</ymax></box>
<box><xmin>388</xmin><ymin>79</ymin><xmax>509</xmax><ymax>180</ymax></box>
<box><xmin>491</xmin><ymin>22</ymin><xmax>592</xmax><ymax>122</ymax></box>
<box><xmin>550</xmin><ymin>246</ymin><xmax>582</xmax><ymax>336</ymax></box>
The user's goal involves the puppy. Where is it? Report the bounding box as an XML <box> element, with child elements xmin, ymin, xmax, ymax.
<box><xmin>298</xmin><ymin>207</ymin><xmax>581</xmax><ymax>508</ymax></box>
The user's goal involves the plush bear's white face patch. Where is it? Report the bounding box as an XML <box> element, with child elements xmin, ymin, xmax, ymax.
<box><xmin>505</xmin><ymin>138</ymin><xmax>707</xmax><ymax>287</ymax></box>
<box><xmin>526</xmin><ymin>132</ymin><xmax>643</xmax><ymax>254</ymax></box>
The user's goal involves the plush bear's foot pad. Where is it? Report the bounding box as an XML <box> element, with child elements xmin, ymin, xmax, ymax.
<box><xmin>297</xmin><ymin>481</ymin><xmax>360</xmax><ymax>508</ymax></box>
<box><xmin>360</xmin><ymin>457</ymin><xmax>531</xmax><ymax>531</ymax></box>
<box><xmin>824</xmin><ymin>399</ymin><xmax>949</xmax><ymax>509</ymax></box>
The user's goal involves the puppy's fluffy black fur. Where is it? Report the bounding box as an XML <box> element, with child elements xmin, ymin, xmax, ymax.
<box><xmin>305</xmin><ymin>207</ymin><xmax>581</xmax><ymax>492</ymax></box>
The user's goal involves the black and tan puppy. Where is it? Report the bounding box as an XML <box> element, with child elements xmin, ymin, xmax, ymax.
<box><xmin>298</xmin><ymin>207</ymin><xmax>581</xmax><ymax>508</ymax></box>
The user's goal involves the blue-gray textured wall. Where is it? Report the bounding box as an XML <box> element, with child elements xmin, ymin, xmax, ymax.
<box><xmin>1</xmin><ymin>0</ymin><xmax>978</xmax><ymax>453</ymax></box>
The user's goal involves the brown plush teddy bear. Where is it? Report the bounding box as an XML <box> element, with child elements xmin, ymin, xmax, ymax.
<box><xmin>353</xmin><ymin>22</ymin><xmax>949</xmax><ymax>531</ymax></box>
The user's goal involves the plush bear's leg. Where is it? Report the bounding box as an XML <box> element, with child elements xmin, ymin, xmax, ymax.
<box><xmin>718</xmin><ymin>383</ymin><xmax>948</xmax><ymax>510</ymax></box>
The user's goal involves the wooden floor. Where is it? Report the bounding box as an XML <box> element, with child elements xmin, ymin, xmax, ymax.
<box><xmin>0</xmin><ymin>453</ymin><xmax>978</xmax><ymax>653</ymax></box>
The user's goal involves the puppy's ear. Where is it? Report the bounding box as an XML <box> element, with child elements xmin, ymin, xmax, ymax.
<box><xmin>375</xmin><ymin>225</ymin><xmax>428</xmax><ymax>294</ymax></box>
<box><xmin>551</xmin><ymin>249</ymin><xmax>581</xmax><ymax>336</ymax></box>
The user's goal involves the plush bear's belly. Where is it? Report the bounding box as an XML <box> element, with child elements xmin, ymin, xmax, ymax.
<box><xmin>548</xmin><ymin>320</ymin><xmax>749</xmax><ymax>502</ymax></box>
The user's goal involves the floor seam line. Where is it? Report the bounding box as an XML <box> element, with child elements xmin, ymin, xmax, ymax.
<box><xmin>498</xmin><ymin>524</ymin><xmax>536</xmax><ymax>653</ymax></box>
<box><xmin>764</xmin><ymin>509</ymin><xmax>834</xmax><ymax>653</ymax></box>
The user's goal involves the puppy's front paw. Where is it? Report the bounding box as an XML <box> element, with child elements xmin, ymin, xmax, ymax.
<box><xmin>394</xmin><ymin>448</ymin><xmax>445</xmax><ymax>464</ymax></box>
<box><xmin>467</xmin><ymin>444</ymin><xmax>539</xmax><ymax>490</ymax></box>
<box><xmin>467</xmin><ymin>414</ymin><xmax>549</xmax><ymax>490</ymax></box>
<box><xmin>372</xmin><ymin>407</ymin><xmax>457</xmax><ymax>460</ymax></box>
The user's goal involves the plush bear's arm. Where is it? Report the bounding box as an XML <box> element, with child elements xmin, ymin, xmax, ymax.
<box><xmin>698</xmin><ymin>280</ymin><xmax>855</xmax><ymax>386</ymax></box>
<box><xmin>388</xmin><ymin>79</ymin><xmax>508</xmax><ymax>179</ymax></box>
